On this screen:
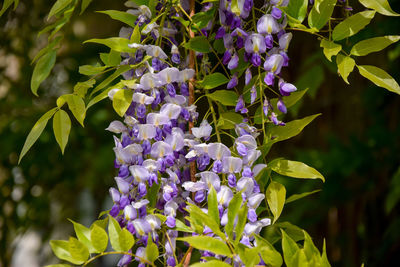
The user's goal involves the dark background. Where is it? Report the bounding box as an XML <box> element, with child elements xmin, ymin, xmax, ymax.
<box><xmin>0</xmin><ymin>0</ymin><xmax>399</xmax><ymax>266</ymax></box>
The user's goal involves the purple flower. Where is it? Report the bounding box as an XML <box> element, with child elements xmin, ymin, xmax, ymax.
<box><xmin>277</xmin><ymin>99</ymin><xmax>287</xmax><ymax>113</ymax></box>
<box><xmin>271</xmin><ymin>7</ymin><xmax>282</xmax><ymax>19</ymax></box>
<box><xmin>245</xmin><ymin>68</ymin><xmax>252</xmax><ymax>85</ymax></box>
<box><xmin>250</xmin><ymin>85</ymin><xmax>257</xmax><ymax>104</ymax></box>
<box><xmin>279</xmin><ymin>80</ymin><xmax>297</xmax><ymax>96</ymax></box>
<box><xmin>227</xmin><ymin>73</ymin><xmax>238</xmax><ymax>89</ymax></box>
<box><xmin>257</xmin><ymin>14</ymin><xmax>280</xmax><ymax>34</ymax></box>
<box><xmin>264</xmin><ymin>54</ymin><xmax>284</xmax><ymax>74</ymax></box>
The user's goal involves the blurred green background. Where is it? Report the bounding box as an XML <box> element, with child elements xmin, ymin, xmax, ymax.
<box><xmin>0</xmin><ymin>0</ymin><xmax>399</xmax><ymax>266</ymax></box>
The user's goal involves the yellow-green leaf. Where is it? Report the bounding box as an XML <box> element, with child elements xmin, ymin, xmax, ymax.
<box><xmin>269</xmin><ymin>159</ymin><xmax>325</xmax><ymax>182</ymax></box>
<box><xmin>183</xmin><ymin>36</ymin><xmax>211</xmax><ymax>53</ymax></box>
<box><xmin>308</xmin><ymin>0</ymin><xmax>337</xmax><ymax>30</ymax></box>
<box><xmin>320</xmin><ymin>39</ymin><xmax>341</xmax><ymax>62</ymax></box>
<box><xmin>286</xmin><ymin>189</ymin><xmax>322</xmax><ymax>204</ymax></box>
<box><xmin>19</xmin><ymin>108</ymin><xmax>57</xmax><ymax>163</ymax></box>
<box><xmin>190</xmin><ymin>260</ymin><xmax>231</xmax><ymax>267</ymax></box>
<box><xmin>50</xmin><ymin>240</ymin><xmax>84</xmax><ymax>265</ymax></box>
<box><xmin>357</xmin><ymin>65</ymin><xmax>400</xmax><ymax>95</ymax></box>
<box><xmin>48</xmin><ymin>0</ymin><xmax>73</xmax><ymax>20</ymax></box>
<box><xmin>0</xmin><ymin>0</ymin><xmax>14</xmax><ymax>17</ymax></box>
<box><xmin>119</xmin><ymin>228</ymin><xmax>135</xmax><ymax>251</ymax></box>
<box><xmin>68</xmin><ymin>237</ymin><xmax>89</xmax><ymax>262</ymax></box>
<box><xmin>350</xmin><ymin>36</ymin><xmax>400</xmax><ymax>56</ymax></box>
<box><xmin>336</xmin><ymin>54</ymin><xmax>355</xmax><ymax>84</ymax></box>
<box><xmin>84</xmin><ymin>38</ymin><xmax>135</xmax><ymax>53</ymax></box>
<box><xmin>53</xmin><ymin>109</ymin><xmax>71</xmax><ymax>154</ymax></box>
<box><xmin>178</xmin><ymin>236</ymin><xmax>232</xmax><ymax>257</ymax></box>
<box><xmin>359</xmin><ymin>0</ymin><xmax>400</xmax><ymax>16</ymax></box>
<box><xmin>266</xmin><ymin>181</ymin><xmax>286</xmax><ymax>224</ymax></box>
<box><xmin>332</xmin><ymin>11</ymin><xmax>375</xmax><ymax>41</ymax></box>
<box><xmin>207</xmin><ymin>90</ymin><xmax>238</xmax><ymax>106</ymax></box>
<box><xmin>112</xmin><ymin>89</ymin><xmax>133</xmax><ymax>117</ymax></box>
<box><xmin>80</xmin><ymin>0</ymin><xmax>93</xmax><ymax>14</ymax></box>
<box><xmin>98</xmin><ymin>10</ymin><xmax>137</xmax><ymax>27</ymax></box>
<box><xmin>64</xmin><ymin>94</ymin><xmax>86</xmax><ymax>126</ymax></box>
<box><xmin>31</xmin><ymin>50</ymin><xmax>56</xmax><ymax>96</ymax></box>
<box><xmin>281</xmin><ymin>230</ymin><xmax>299</xmax><ymax>267</ymax></box>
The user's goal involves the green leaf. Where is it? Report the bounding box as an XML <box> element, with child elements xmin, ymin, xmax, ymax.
<box><xmin>226</xmin><ymin>192</ymin><xmax>242</xmax><ymax>240</ymax></box>
<box><xmin>350</xmin><ymin>36</ymin><xmax>400</xmax><ymax>56</ymax></box>
<box><xmin>190</xmin><ymin>260</ymin><xmax>231</xmax><ymax>267</ymax></box>
<box><xmin>254</xmin><ymin>235</ymin><xmax>283</xmax><ymax>267</ymax></box>
<box><xmin>48</xmin><ymin>0</ymin><xmax>73</xmax><ymax>20</ymax></box>
<box><xmin>112</xmin><ymin>89</ymin><xmax>133</xmax><ymax>117</ymax></box>
<box><xmin>208</xmin><ymin>187</ymin><xmax>220</xmax><ymax>225</ymax></box>
<box><xmin>130</xmin><ymin>24</ymin><xmax>141</xmax><ymax>44</ymax></box>
<box><xmin>207</xmin><ymin>90</ymin><xmax>238</xmax><ymax>106</ymax></box>
<box><xmin>234</xmin><ymin>205</ymin><xmax>248</xmax><ymax>245</ymax></box>
<box><xmin>187</xmin><ymin>204</ymin><xmax>225</xmax><ymax>239</ymax></box>
<box><xmin>98</xmin><ymin>10</ymin><xmax>137</xmax><ymax>27</ymax></box>
<box><xmin>285</xmin><ymin>0</ymin><xmax>308</xmax><ymax>23</ymax></box>
<box><xmin>308</xmin><ymin>0</ymin><xmax>337</xmax><ymax>30</ymax></box>
<box><xmin>32</xmin><ymin>36</ymin><xmax>63</xmax><ymax>64</ymax></box>
<box><xmin>79</xmin><ymin>65</ymin><xmax>108</xmax><ymax>76</ymax></box>
<box><xmin>63</xmin><ymin>94</ymin><xmax>86</xmax><ymax>126</ymax></box>
<box><xmin>237</xmin><ymin>244</ymin><xmax>260</xmax><ymax>267</ymax></box>
<box><xmin>68</xmin><ymin>219</ymin><xmax>96</xmax><ymax>253</ymax></box>
<box><xmin>303</xmin><ymin>231</ymin><xmax>321</xmax><ymax>262</ymax></box>
<box><xmin>84</xmin><ymin>38</ymin><xmax>135</xmax><ymax>53</ymax></box>
<box><xmin>191</xmin><ymin>9</ymin><xmax>215</xmax><ymax>30</ymax></box>
<box><xmin>359</xmin><ymin>0</ymin><xmax>400</xmax><ymax>16</ymax></box>
<box><xmin>119</xmin><ymin>228</ymin><xmax>135</xmax><ymax>251</ymax></box>
<box><xmin>100</xmin><ymin>50</ymin><xmax>121</xmax><ymax>67</ymax></box>
<box><xmin>281</xmin><ymin>230</ymin><xmax>299</xmax><ymax>267</ymax></box>
<box><xmin>89</xmin><ymin>65</ymin><xmax>132</xmax><ymax>97</ymax></box>
<box><xmin>0</xmin><ymin>0</ymin><xmax>14</xmax><ymax>17</ymax></box>
<box><xmin>286</xmin><ymin>189</ymin><xmax>322</xmax><ymax>204</ymax></box>
<box><xmin>80</xmin><ymin>0</ymin><xmax>93</xmax><ymax>14</ymax></box>
<box><xmin>19</xmin><ymin>108</ymin><xmax>57</xmax><ymax>163</ymax></box>
<box><xmin>145</xmin><ymin>235</ymin><xmax>158</xmax><ymax>263</ymax></box>
<box><xmin>31</xmin><ymin>50</ymin><xmax>56</xmax><ymax>96</ymax></box>
<box><xmin>266</xmin><ymin>181</ymin><xmax>286</xmax><ymax>224</ymax></box>
<box><xmin>357</xmin><ymin>65</ymin><xmax>400</xmax><ymax>95</ymax></box>
<box><xmin>217</xmin><ymin>112</ymin><xmax>243</xmax><ymax>130</ymax></box>
<box><xmin>276</xmin><ymin>222</ymin><xmax>306</xmax><ymax>242</ymax></box>
<box><xmin>178</xmin><ymin>236</ymin><xmax>232</xmax><ymax>257</ymax></box>
<box><xmin>183</xmin><ymin>36</ymin><xmax>211</xmax><ymax>53</ymax></box>
<box><xmin>269</xmin><ymin>159</ymin><xmax>325</xmax><ymax>182</ymax></box>
<box><xmin>267</xmin><ymin>114</ymin><xmax>321</xmax><ymax>144</ymax></box>
<box><xmin>332</xmin><ymin>11</ymin><xmax>376</xmax><ymax>41</ymax></box>
<box><xmin>68</xmin><ymin>237</ymin><xmax>89</xmax><ymax>262</ymax></box>
<box><xmin>74</xmin><ymin>79</ymin><xmax>96</xmax><ymax>98</ymax></box>
<box><xmin>321</xmin><ymin>239</ymin><xmax>331</xmax><ymax>267</ymax></box>
<box><xmin>53</xmin><ymin>109</ymin><xmax>71</xmax><ymax>154</ymax></box>
<box><xmin>320</xmin><ymin>39</ymin><xmax>342</xmax><ymax>62</ymax></box>
<box><xmin>291</xmin><ymin>249</ymin><xmax>309</xmax><ymax>267</ymax></box>
<box><xmin>50</xmin><ymin>240</ymin><xmax>84</xmax><ymax>265</ymax></box>
<box><xmin>175</xmin><ymin>218</ymin><xmax>193</xmax><ymax>232</ymax></box>
<box><xmin>108</xmin><ymin>215</ymin><xmax>122</xmax><ymax>251</ymax></box>
<box><xmin>336</xmin><ymin>54</ymin><xmax>355</xmax><ymax>84</ymax></box>
<box><xmin>90</xmin><ymin>224</ymin><xmax>108</xmax><ymax>253</ymax></box>
<box><xmin>201</xmin><ymin>73</ymin><xmax>229</xmax><ymax>89</ymax></box>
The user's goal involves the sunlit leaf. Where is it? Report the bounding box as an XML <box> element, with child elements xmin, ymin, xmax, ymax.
<box><xmin>269</xmin><ymin>159</ymin><xmax>325</xmax><ymax>182</ymax></box>
<box><xmin>19</xmin><ymin>108</ymin><xmax>57</xmax><ymax>163</ymax></box>
<box><xmin>332</xmin><ymin>11</ymin><xmax>375</xmax><ymax>41</ymax></box>
<box><xmin>207</xmin><ymin>187</ymin><xmax>220</xmax><ymax>225</ymax></box>
<box><xmin>178</xmin><ymin>236</ymin><xmax>232</xmax><ymax>257</ymax></box>
<box><xmin>359</xmin><ymin>0</ymin><xmax>400</xmax><ymax>16</ymax></box>
<box><xmin>336</xmin><ymin>54</ymin><xmax>355</xmax><ymax>84</ymax></box>
<box><xmin>80</xmin><ymin>0</ymin><xmax>93</xmax><ymax>14</ymax></box>
<box><xmin>68</xmin><ymin>219</ymin><xmax>96</xmax><ymax>253</ymax></box>
<box><xmin>226</xmin><ymin>192</ymin><xmax>242</xmax><ymax>239</ymax></box>
<box><xmin>308</xmin><ymin>0</ymin><xmax>337</xmax><ymax>30</ymax></box>
<box><xmin>98</xmin><ymin>10</ymin><xmax>137</xmax><ymax>27</ymax></box>
<box><xmin>68</xmin><ymin>237</ymin><xmax>89</xmax><ymax>262</ymax></box>
<box><xmin>50</xmin><ymin>240</ymin><xmax>84</xmax><ymax>265</ymax></box>
<box><xmin>84</xmin><ymin>38</ymin><xmax>135</xmax><ymax>53</ymax></box>
<box><xmin>320</xmin><ymin>39</ymin><xmax>342</xmax><ymax>62</ymax></box>
<box><xmin>90</xmin><ymin>224</ymin><xmax>108</xmax><ymax>253</ymax></box>
<box><xmin>350</xmin><ymin>36</ymin><xmax>400</xmax><ymax>56</ymax></box>
<box><xmin>190</xmin><ymin>260</ymin><xmax>231</xmax><ymax>267</ymax></box>
<box><xmin>266</xmin><ymin>181</ymin><xmax>286</xmax><ymax>224</ymax></box>
<box><xmin>285</xmin><ymin>0</ymin><xmax>308</xmax><ymax>23</ymax></box>
<box><xmin>145</xmin><ymin>235</ymin><xmax>158</xmax><ymax>263</ymax></box>
<box><xmin>286</xmin><ymin>189</ymin><xmax>322</xmax><ymax>204</ymax></box>
<box><xmin>48</xmin><ymin>0</ymin><xmax>73</xmax><ymax>20</ymax></box>
<box><xmin>53</xmin><ymin>109</ymin><xmax>71</xmax><ymax>154</ymax></box>
<box><xmin>281</xmin><ymin>230</ymin><xmax>299</xmax><ymax>267</ymax></box>
<box><xmin>112</xmin><ymin>89</ymin><xmax>133</xmax><ymax>117</ymax></box>
<box><xmin>357</xmin><ymin>65</ymin><xmax>400</xmax><ymax>95</ymax></box>
<box><xmin>31</xmin><ymin>50</ymin><xmax>56</xmax><ymax>96</ymax></box>
<box><xmin>217</xmin><ymin>112</ymin><xmax>243</xmax><ymax>130</ymax></box>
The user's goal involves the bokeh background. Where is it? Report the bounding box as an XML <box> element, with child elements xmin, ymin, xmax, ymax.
<box><xmin>0</xmin><ymin>0</ymin><xmax>399</xmax><ymax>266</ymax></box>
